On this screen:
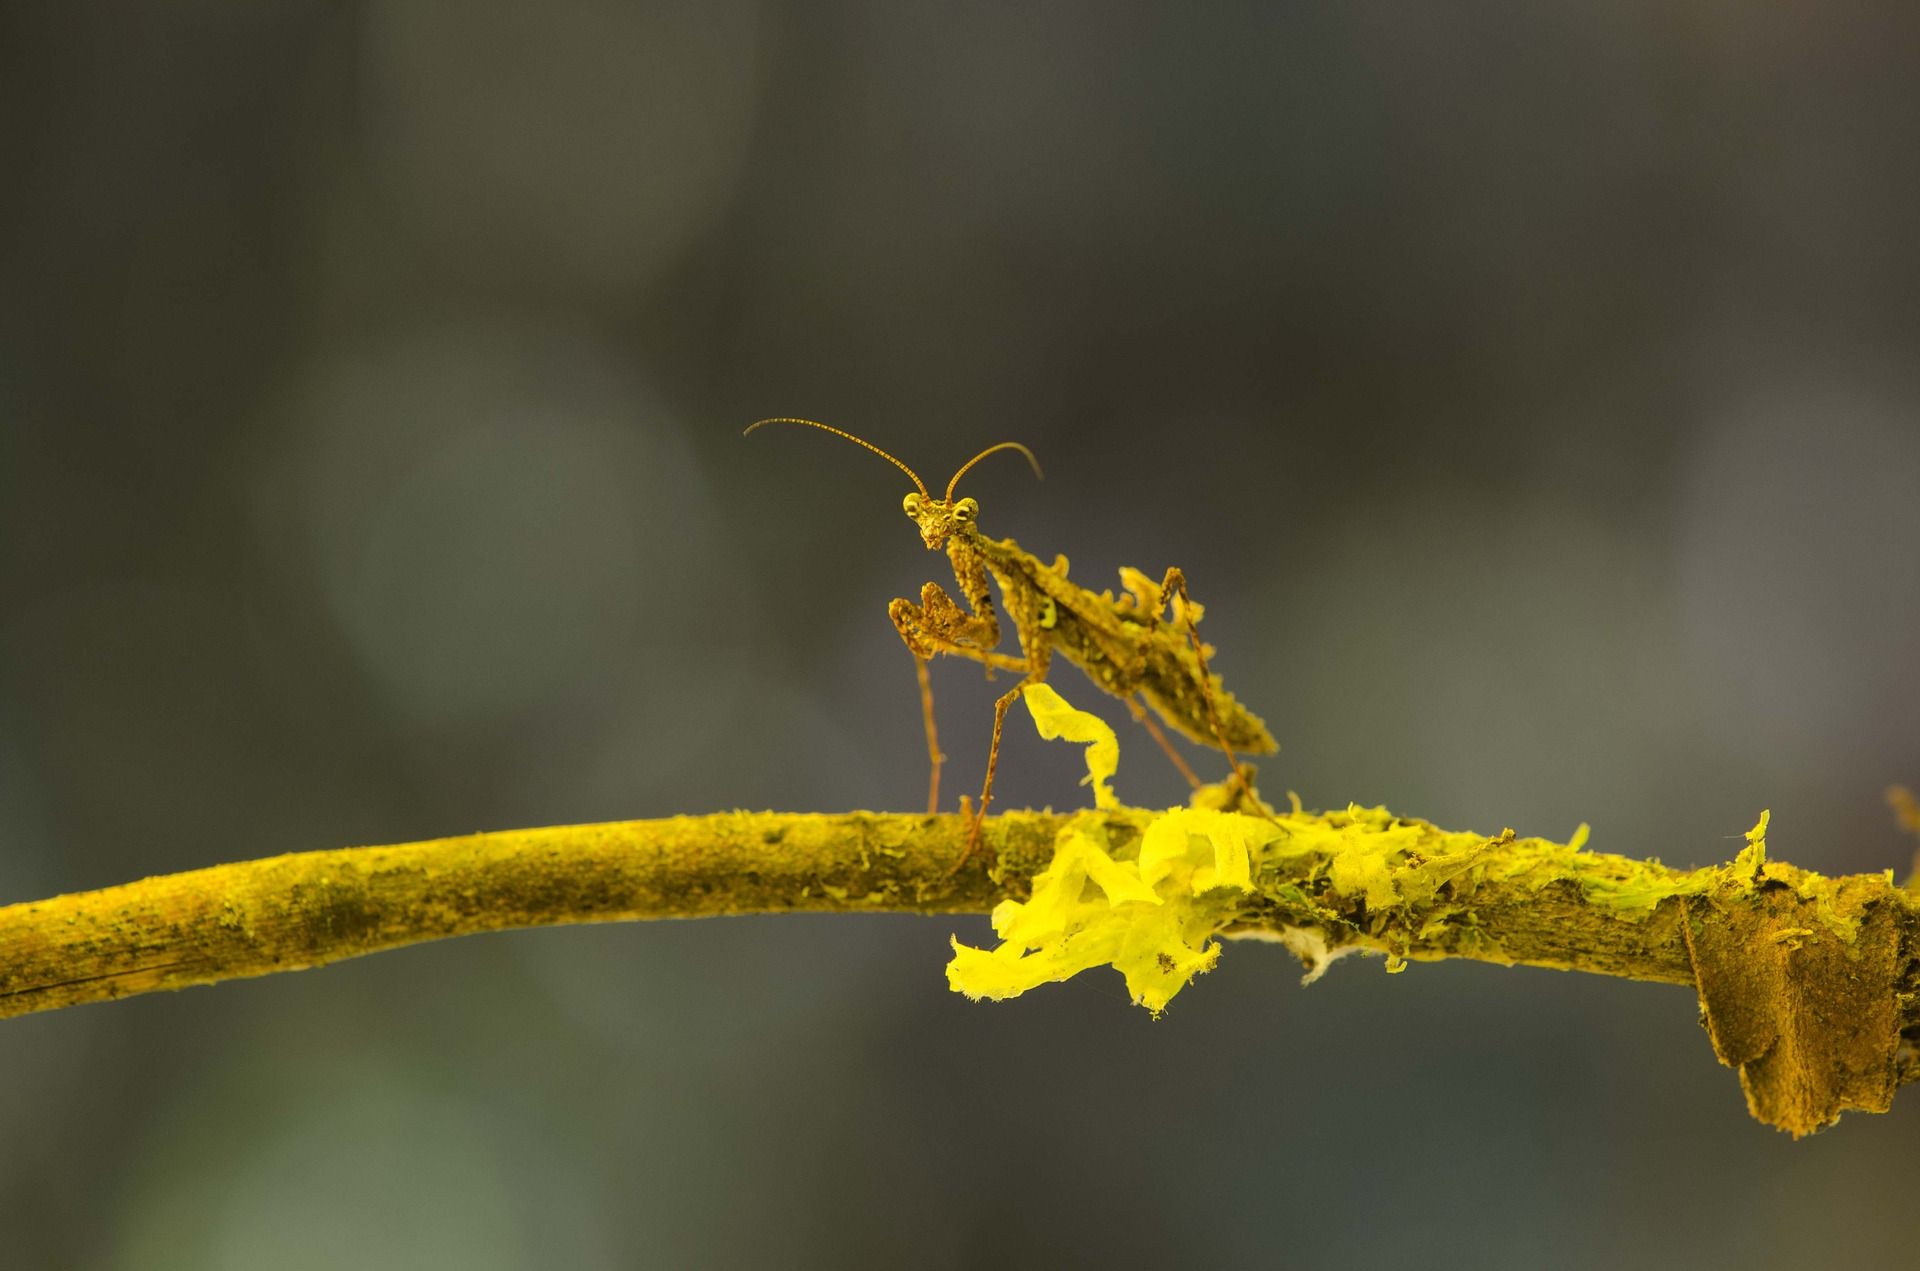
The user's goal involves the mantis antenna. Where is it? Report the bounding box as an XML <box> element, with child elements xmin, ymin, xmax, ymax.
<box><xmin>743</xmin><ymin>418</ymin><xmax>929</xmax><ymax>498</ymax></box>
<box><xmin>944</xmin><ymin>442</ymin><xmax>1043</xmax><ymax>502</ymax></box>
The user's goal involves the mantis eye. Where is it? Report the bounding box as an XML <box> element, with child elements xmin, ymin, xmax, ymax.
<box><xmin>903</xmin><ymin>493</ymin><xmax>922</xmax><ymax>516</ymax></box>
<box><xmin>954</xmin><ymin>497</ymin><xmax>978</xmax><ymax>520</ymax></box>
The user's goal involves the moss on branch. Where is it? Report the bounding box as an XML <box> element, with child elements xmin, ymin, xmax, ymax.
<box><xmin>2</xmin><ymin>805</ymin><xmax>1914</xmax><ymax>1136</ymax></box>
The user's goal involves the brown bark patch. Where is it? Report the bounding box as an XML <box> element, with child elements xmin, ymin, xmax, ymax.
<box><xmin>1683</xmin><ymin>872</ymin><xmax>1902</xmax><ymax>1136</ymax></box>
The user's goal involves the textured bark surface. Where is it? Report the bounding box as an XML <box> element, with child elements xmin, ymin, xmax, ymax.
<box><xmin>3</xmin><ymin>806</ymin><xmax>1914</xmax><ymax>1134</ymax></box>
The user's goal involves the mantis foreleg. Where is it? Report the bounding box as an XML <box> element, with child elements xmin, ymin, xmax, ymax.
<box><xmin>889</xmin><ymin>576</ymin><xmax>1024</xmax><ymax>818</ymax></box>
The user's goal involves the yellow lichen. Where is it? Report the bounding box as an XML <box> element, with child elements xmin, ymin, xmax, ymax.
<box><xmin>946</xmin><ymin>686</ymin><xmax>1281</xmax><ymax>1013</ymax></box>
<box><xmin>1018</xmin><ymin>682</ymin><xmax>1121</xmax><ymax>810</ymax></box>
<box><xmin>948</xmin><ymin>719</ymin><xmax>1628</xmax><ymax>1011</ymax></box>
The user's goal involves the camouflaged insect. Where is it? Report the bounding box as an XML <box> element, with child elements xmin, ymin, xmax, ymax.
<box><xmin>746</xmin><ymin>418</ymin><xmax>1278</xmax><ymax>866</ymax></box>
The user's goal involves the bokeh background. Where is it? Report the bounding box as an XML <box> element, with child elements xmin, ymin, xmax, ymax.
<box><xmin>4</xmin><ymin>2</ymin><xmax>1919</xmax><ymax>1267</ymax></box>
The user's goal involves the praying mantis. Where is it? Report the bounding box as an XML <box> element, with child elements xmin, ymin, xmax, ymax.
<box><xmin>745</xmin><ymin>418</ymin><xmax>1278</xmax><ymax>867</ymax></box>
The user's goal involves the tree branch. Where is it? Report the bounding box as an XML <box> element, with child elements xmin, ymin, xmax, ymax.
<box><xmin>3</xmin><ymin>805</ymin><xmax>1914</xmax><ymax>1135</ymax></box>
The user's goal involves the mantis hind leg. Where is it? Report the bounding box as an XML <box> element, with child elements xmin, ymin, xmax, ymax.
<box><xmin>1127</xmin><ymin>695</ymin><xmax>1203</xmax><ymax>790</ymax></box>
<box><xmin>1153</xmin><ymin>567</ymin><xmax>1265</xmax><ymax>814</ymax></box>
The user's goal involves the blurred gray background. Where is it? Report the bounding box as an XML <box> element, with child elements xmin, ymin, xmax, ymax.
<box><xmin>4</xmin><ymin>2</ymin><xmax>1919</xmax><ymax>1267</ymax></box>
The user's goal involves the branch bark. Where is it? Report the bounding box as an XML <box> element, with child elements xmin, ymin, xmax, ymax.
<box><xmin>2</xmin><ymin>806</ymin><xmax>1914</xmax><ymax>1135</ymax></box>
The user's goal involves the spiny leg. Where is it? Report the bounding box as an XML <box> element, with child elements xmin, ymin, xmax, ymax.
<box><xmin>892</xmin><ymin>596</ymin><xmax>957</xmax><ymax>818</ymax></box>
<box><xmin>1154</xmin><ymin>567</ymin><xmax>1264</xmax><ymax>813</ymax></box>
<box><xmin>1127</xmin><ymin>694</ymin><xmax>1203</xmax><ymax>790</ymax></box>
<box><xmin>953</xmin><ymin>632</ymin><xmax>1053</xmax><ymax>873</ymax></box>
<box><xmin>892</xmin><ymin>583</ymin><xmax>1025</xmax><ymax>675</ymax></box>
<box><xmin>950</xmin><ymin>680</ymin><xmax>1031</xmax><ymax>874</ymax></box>
<box><xmin>914</xmin><ymin>654</ymin><xmax>942</xmax><ymax>815</ymax></box>
<box><xmin>892</xmin><ymin>585</ymin><xmax>1025</xmax><ymax>822</ymax></box>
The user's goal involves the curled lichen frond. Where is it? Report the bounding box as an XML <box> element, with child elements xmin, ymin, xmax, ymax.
<box><xmin>1019</xmin><ymin>681</ymin><xmax>1122</xmax><ymax>810</ymax></box>
<box><xmin>946</xmin><ymin>685</ymin><xmax>1283</xmax><ymax>1012</ymax></box>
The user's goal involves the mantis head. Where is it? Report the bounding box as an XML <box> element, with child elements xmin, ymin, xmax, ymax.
<box><xmin>743</xmin><ymin>418</ymin><xmax>1041</xmax><ymax>551</ymax></box>
<box><xmin>900</xmin><ymin>490</ymin><xmax>981</xmax><ymax>551</ymax></box>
